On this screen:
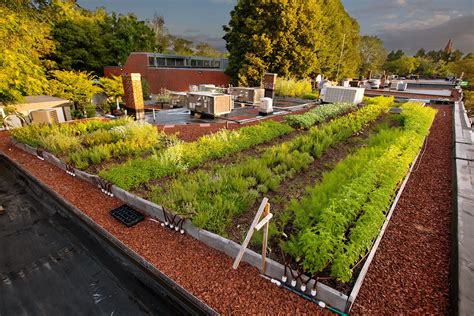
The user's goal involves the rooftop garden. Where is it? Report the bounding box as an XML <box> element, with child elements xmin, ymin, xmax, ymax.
<box><xmin>9</xmin><ymin>96</ymin><xmax>436</xmax><ymax>288</ymax></box>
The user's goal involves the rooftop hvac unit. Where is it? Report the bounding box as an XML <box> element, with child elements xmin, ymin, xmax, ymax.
<box><xmin>30</xmin><ymin>109</ymin><xmax>59</xmax><ymax>124</ymax></box>
<box><xmin>397</xmin><ymin>82</ymin><xmax>408</xmax><ymax>91</ymax></box>
<box><xmin>229</xmin><ymin>87</ymin><xmax>265</xmax><ymax>104</ymax></box>
<box><xmin>170</xmin><ymin>92</ymin><xmax>187</xmax><ymax>108</ymax></box>
<box><xmin>198</xmin><ymin>84</ymin><xmax>216</xmax><ymax>92</ymax></box>
<box><xmin>321</xmin><ymin>86</ymin><xmax>365</xmax><ymax>104</ymax></box>
<box><xmin>186</xmin><ymin>92</ymin><xmax>233</xmax><ymax>116</ymax></box>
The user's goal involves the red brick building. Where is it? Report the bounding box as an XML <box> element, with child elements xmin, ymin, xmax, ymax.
<box><xmin>104</xmin><ymin>53</ymin><xmax>230</xmax><ymax>93</ymax></box>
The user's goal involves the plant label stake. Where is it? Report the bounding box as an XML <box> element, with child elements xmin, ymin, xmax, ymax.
<box><xmin>233</xmin><ymin>198</ymin><xmax>273</xmax><ymax>272</ymax></box>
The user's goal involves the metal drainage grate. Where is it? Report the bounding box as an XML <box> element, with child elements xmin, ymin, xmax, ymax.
<box><xmin>110</xmin><ymin>205</ymin><xmax>144</xmax><ymax>227</ymax></box>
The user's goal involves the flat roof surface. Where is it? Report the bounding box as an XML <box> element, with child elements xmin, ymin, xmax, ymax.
<box><xmin>0</xmin><ymin>161</ymin><xmax>179</xmax><ymax>315</ymax></box>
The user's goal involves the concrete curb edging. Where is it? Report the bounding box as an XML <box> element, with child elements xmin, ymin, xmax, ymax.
<box><xmin>9</xmin><ymin>128</ymin><xmax>425</xmax><ymax>313</ymax></box>
<box><xmin>453</xmin><ymin>101</ymin><xmax>474</xmax><ymax>316</ymax></box>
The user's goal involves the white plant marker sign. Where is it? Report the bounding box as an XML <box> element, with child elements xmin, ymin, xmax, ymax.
<box><xmin>232</xmin><ymin>197</ymin><xmax>273</xmax><ymax>273</ymax></box>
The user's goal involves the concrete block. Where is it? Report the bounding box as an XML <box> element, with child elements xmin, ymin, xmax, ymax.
<box><xmin>197</xmin><ymin>229</ymin><xmax>230</xmax><ymax>254</ymax></box>
<box><xmin>456</xmin><ymin>143</ymin><xmax>474</xmax><ymax>161</ymax></box>
<box><xmin>182</xmin><ymin>220</ymin><xmax>199</xmax><ymax>239</ymax></box>
<box><xmin>456</xmin><ymin>160</ymin><xmax>474</xmax><ymax>198</ymax></box>
<box><xmin>458</xmin><ymin>195</ymin><xmax>474</xmax><ymax>315</ymax></box>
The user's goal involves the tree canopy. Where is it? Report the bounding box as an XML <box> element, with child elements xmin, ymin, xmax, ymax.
<box><xmin>359</xmin><ymin>35</ymin><xmax>387</xmax><ymax>76</ymax></box>
<box><xmin>48</xmin><ymin>70</ymin><xmax>101</xmax><ymax>112</ymax></box>
<box><xmin>48</xmin><ymin>1</ymin><xmax>157</xmax><ymax>75</ymax></box>
<box><xmin>0</xmin><ymin>4</ymin><xmax>54</xmax><ymax>103</ymax></box>
<box><xmin>223</xmin><ymin>0</ymin><xmax>360</xmax><ymax>86</ymax></box>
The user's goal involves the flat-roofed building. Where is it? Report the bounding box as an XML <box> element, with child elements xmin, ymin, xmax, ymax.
<box><xmin>104</xmin><ymin>53</ymin><xmax>230</xmax><ymax>93</ymax></box>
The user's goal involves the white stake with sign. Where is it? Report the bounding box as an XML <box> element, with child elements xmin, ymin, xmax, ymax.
<box><xmin>232</xmin><ymin>198</ymin><xmax>273</xmax><ymax>273</ymax></box>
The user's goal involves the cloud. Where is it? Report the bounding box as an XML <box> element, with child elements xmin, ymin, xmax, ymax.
<box><xmin>377</xmin><ymin>15</ymin><xmax>474</xmax><ymax>54</ymax></box>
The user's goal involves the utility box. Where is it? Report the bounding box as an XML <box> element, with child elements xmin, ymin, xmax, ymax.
<box><xmin>259</xmin><ymin>97</ymin><xmax>273</xmax><ymax>116</ymax></box>
<box><xmin>187</xmin><ymin>92</ymin><xmax>233</xmax><ymax>116</ymax></box>
<box><xmin>229</xmin><ymin>87</ymin><xmax>265</xmax><ymax>104</ymax></box>
<box><xmin>321</xmin><ymin>86</ymin><xmax>365</xmax><ymax>104</ymax></box>
<box><xmin>170</xmin><ymin>92</ymin><xmax>187</xmax><ymax>108</ymax></box>
<box><xmin>31</xmin><ymin>109</ymin><xmax>59</xmax><ymax>124</ymax></box>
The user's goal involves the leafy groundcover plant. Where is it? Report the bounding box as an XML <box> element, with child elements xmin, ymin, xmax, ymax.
<box><xmin>284</xmin><ymin>102</ymin><xmax>436</xmax><ymax>282</ymax></box>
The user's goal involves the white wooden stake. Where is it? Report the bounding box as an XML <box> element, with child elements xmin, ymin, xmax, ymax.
<box><xmin>233</xmin><ymin>198</ymin><xmax>268</xmax><ymax>269</ymax></box>
<box><xmin>261</xmin><ymin>203</ymin><xmax>270</xmax><ymax>273</ymax></box>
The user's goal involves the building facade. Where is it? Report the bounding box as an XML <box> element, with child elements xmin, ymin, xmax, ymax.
<box><xmin>104</xmin><ymin>53</ymin><xmax>231</xmax><ymax>94</ymax></box>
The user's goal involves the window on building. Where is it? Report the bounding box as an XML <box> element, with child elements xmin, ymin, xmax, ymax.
<box><xmin>157</xmin><ymin>58</ymin><xmax>166</xmax><ymax>66</ymax></box>
<box><xmin>191</xmin><ymin>59</ymin><xmax>204</xmax><ymax>68</ymax></box>
<box><xmin>175</xmin><ymin>58</ymin><xmax>185</xmax><ymax>67</ymax></box>
<box><xmin>148</xmin><ymin>57</ymin><xmax>155</xmax><ymax>66</ymax></box>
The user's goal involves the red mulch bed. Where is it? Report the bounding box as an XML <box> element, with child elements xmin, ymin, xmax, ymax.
<box><xmin>157</xmin><ymin>109</ymin><xmax>307</xmax><ymax>142</ymax></box>
<box><xmin>0</xmin><ymin>131</ymin><xmax>327</xmax><ymax>315</ymax></box>
<box><xmin>352</xmin><ymin>105</ymin><xmax>453</xmax><ymax>314</ymax></box>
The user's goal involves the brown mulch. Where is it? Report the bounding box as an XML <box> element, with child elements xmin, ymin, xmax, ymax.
<box><xmin>156</xmin><ymin>108</ymin><xmax>309</xmax><ymax>142</ymax></box>
<box><xmin>0</xmin><ymin>131</ymin><xmax>327</xmax><ymax>315</ymax></box>
<box><xmin>352</xmin><ymin>105</ymin><xmax>453</xmax><ymax>314</ymax></box>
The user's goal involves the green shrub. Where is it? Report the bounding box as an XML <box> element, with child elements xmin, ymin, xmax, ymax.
<box><xmin>302</xmin><ymin>92</ymin><xmax>319</xmax><ymax>100</ymax></box>
<box><xmin>275</xmin><ymin>78</ymin><xmax>312</xmax><ymax>98</ymax></box>
<box><xmin>284</xmin><ymin>102</ymin><xmax>355</xmax><ymax>129</ymax></box>
<box><xmin>84</xmin><ymin>104</ymin><xmax>97</xmax><ymax>118</ymax></box>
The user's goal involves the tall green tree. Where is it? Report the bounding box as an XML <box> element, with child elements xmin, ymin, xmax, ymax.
<box><xmin>0</xmin><ymin>4</ymin><xmax>54</xmax><ymax>103</ymax></box>
<box><xmin>318</xmin><ymin>0</ymin><xmax>360</xmax><ymax>80</ymax></box>
<box><xmin>170</xmin><ymin>37</ymin><xmax>194</xmax><ymax>56</ymax></box>
<box><xmin>358</xmin><ymin>35</ymin><xmax>387</xmax><ymax>76</ymax></box>
<box><xmin>223</xmin><ymin>0</ymin><xmax>324</xmax><ymax>86</ymax></box>
<box><xmin>384</xmin><ymin>56</ymin><xmax>419</xmax><ymax>75</ymax></box>
<box><xmin>48</xmin><ymin>1</ymin><xmax>156</xmax><ymax>75</ymax></box>
<box><xmin>386</xmin><ymin>50</ymin><xmax>404</xmax><ymax>62</ymax></box>
<box><xmin>195</xmin><ymin>43</ymin><xmax>225</xmax><ymax>58</ymax></box>
<box><xmin>415</xmin><ymin>48</ymin><xmax>426</xmax><ymax>58</ymax></box>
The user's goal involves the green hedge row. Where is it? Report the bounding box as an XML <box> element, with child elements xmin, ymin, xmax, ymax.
<box><xmin>284</xmin><ymin>102</ymin><xmax>355</xmax><ymax>129</ymax></box>
<box><xmin>99</xmin><ymin>120</ymin><xmax>294</xmax><ymax>190</ymax></box>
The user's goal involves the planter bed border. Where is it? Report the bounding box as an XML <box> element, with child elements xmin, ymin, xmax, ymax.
<box><xmin>452</xmin><ymin>101</ymin><xmax>474</xmax><ymax>315</ymax></box>
<box><xmin>10</xmin><ymin>111</ymin><xmax>428</xmax><ymax>313</ymax></box>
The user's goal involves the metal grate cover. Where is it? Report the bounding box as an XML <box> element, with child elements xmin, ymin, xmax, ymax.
<box><xmin>110</xmin><ymin>205</ymin><xmax>144</xmax><ymax>227</ymax></box>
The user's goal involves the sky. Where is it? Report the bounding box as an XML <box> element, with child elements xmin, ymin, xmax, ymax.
<box><xmin>77</xmin><ymin>0</ymin><xmax>474</xmax><ymax>55</ymax></box>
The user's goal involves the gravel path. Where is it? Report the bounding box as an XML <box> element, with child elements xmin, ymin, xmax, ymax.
<box><xmin>352</xmin><ymin>105</ymin><xmax>453</xmax><ymax>314</ymax></box>
<box><xmin>0</xmin><ymin>132</ymin><xmax>326</xmax><ymax>315</ymax></box>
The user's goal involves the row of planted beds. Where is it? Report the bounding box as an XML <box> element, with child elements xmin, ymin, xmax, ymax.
<box><xmin>10</xmin><ymin>96</ymin><xmax>435</xmax><ymax>285</ymax></box>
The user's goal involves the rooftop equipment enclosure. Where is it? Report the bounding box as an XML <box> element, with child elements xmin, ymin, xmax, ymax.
<box><xmin>229</xmin><ymin>87</ymin><xmax>265</xmax><ymax>104</ymax></box>
<box><xmin>321</xmin><ymin>86</ymin><xmax>365</xmax><ymax>104</ymax></box>
<box><xmin>186</xmin><ymin>92</ymin><xmax>233</xmax><ymax>116</ymax></box>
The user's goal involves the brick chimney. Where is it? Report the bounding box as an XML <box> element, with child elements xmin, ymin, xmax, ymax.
<box><xmin>122</xmin><ymin>73</ymin><xmax>145</xmax><ymax>120</ymax></box>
